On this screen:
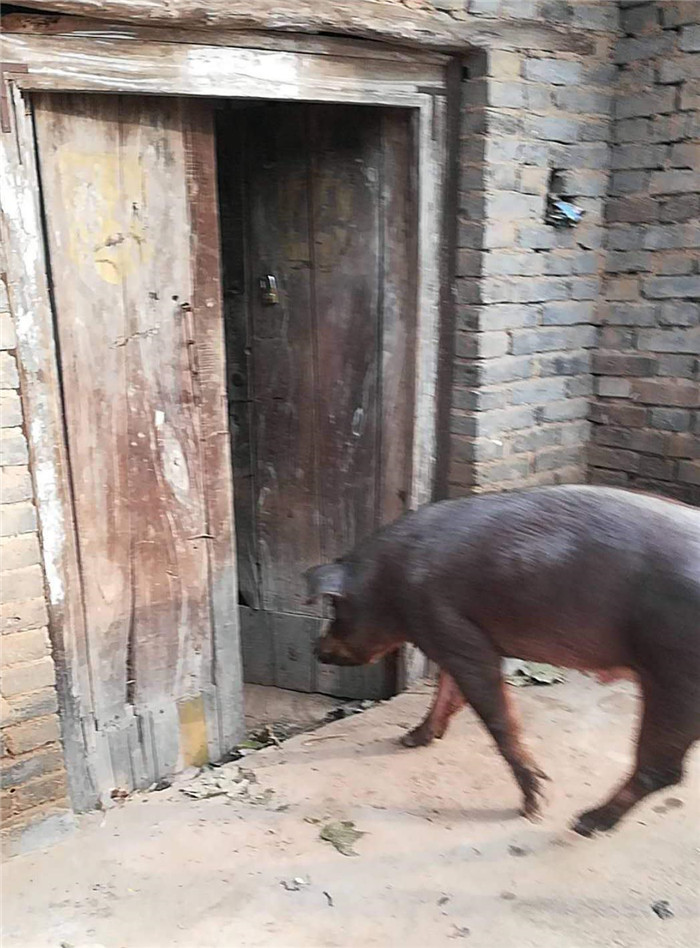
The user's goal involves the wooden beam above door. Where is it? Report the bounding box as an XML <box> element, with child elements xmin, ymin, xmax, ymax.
<box><xmin>3</xmin><ymin>2</ymin><xmax>596</xmax><ymax>55</ymax></box>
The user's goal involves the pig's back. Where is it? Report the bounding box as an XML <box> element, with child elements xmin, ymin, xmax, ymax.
<box><xmin>391</xmin><ymin>486</ymin><xmax>700</xmax><ymax>665</ymax></box>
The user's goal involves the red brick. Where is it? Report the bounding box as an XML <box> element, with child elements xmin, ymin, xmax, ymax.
<box><xmin>1</xmin><ymin>598</ymin><xmax>49</xmax><ymax>634</ymax></box>
<box><xmin>630</xmin><ymin>379</ymin><xmax>700</xmax><ymax>407</ymax></box>
<box><xmin>1</xmin><ymin>745</ymin><xmax>64</xmax><ymax>789</ymax></box>
<box><xmin>3</xmin><ymin>715</ymin><xmax>60</xmax><ymax>755</ymax></box>
<box><xmin>0</xmin><ymin>467</ymin><xmax>33</xmax><ymax>505</ymax></box>
<box><xmin>638</xmin><ymin>455</ymin><xmax>677</xmax><ymax>481</ymax></box>
<box><xmin>0</xmin><ymin>566</ymin><xmax>44</xmax><ymax>605</ymax></box>
<box><xmin>593</xmin><ymin>426</ymin><xmax>666</xmax><ymax>455</ymax></box>
<box><xmin>666</xmin><ymin>434</ymin><xmax>700</xmax><ymax>460</ymax></box>
<box><xmin>591</xmin><ymin>352</ymin><xmax>657</xmax><ymax>376</ymax></box>
<box><xmin>0</xmin><ymin>314</ymin><xmax>16</xmax><ymax>351</ymax></box>
<box><xmin>0</xmin><ymin>534</ymin><xmax>41</xmax><ymax>572</ymax></box>
<box><xmin>588</xmin><ymin>446</ymin><xmax>640</xmax><ymax>473</ymax></box>
<box><xmin>4</xmin><ymin>687</ymin><xmax>58</xmax><ymax>726</ymax></box>
<box><xmin>589</xmin><ymin>402</ymin><xmax>648</xmax><ymax>428</ymax></box>
<box><xmin>0</xmin><ymin>391</ymin><xmax>22</xmax><ymax>428</ymax></box>
<box><xmin>0</xmin><ymin>502</ymin><xmax>36</xmax><ymax>537</ymax></box>
<box><xmin>1</xmin><ymin>658</ymin><xmax>55</xmax><ymax>698</ymax></box>
<box><xmin>1</xmin><ymin>772</ymin><xmax>67</xmax><ymax>818</ymax></box>
<box><xmin>678</xmin><ymin>461</ymin><xmax>700</xmax><ymax>485</ymax></box>
<box><xmin>1</xmin><ymin>627</ymin><xmax>51</xmax><ymax>666</ymax></box>
<box><xmin>0</xmin><ymin>430</ymin><xmax>29</xmax><ymax>468</ymax></box>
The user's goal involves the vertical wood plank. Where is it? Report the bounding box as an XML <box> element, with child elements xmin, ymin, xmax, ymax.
<box><xmin>245</xmin><ymin>103</ymin><xmax>322</xmax><ymax>616</ymax></box>
<box><xmin>115</xmin><ymin>97</ymin><xmax>212</xmax><ymax>726</ymax></box>
<box><xmin>379</xmin><ymin>109</ymin><xmax>417</xmax><ymax>526</ymax></box>
<box><xmin>311</xmin><ymin>105</ymin><xmax>382</xmax><ymax>562</ymax></box>
<box><xmin>238</xmin><ymin>606</ymin><xmax>274</xmax><ymax>687</ymax></box>
<box><xmin>33</xmin><ymin>94</ymin><xmax>132</xmax><ymax>729</ymax></box>
<box><xmin>411</xmin><ymin>96</ymin><xmax>444</xmax><ymax>510</ymax></box>
<box><xmin>184</xmin><ymin>99</ymin><xmax>244</xmax><ymax>751</ymax></box>
<box><xmin>2</xmin><ymin>87</ymin><xmax>98</xmax><ymax>809</ymax></box>
<box><xmin>217</xmin><ymin>108</ymin><xmax>259</xmax><ymax>610</ymax></box>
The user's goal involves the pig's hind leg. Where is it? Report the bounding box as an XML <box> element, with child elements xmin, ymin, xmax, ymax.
<box><xmin>401</xmin><ymin>670</ymin><xmax>466</xmax><ymax>747</ymax></box>
<box><xmin>573</xmin><ymin>672</ymin><xmax>699</xmax><ymax>836</ymax></box>
<box><xmin>431</xmin><ymin>609</ymin><xmax>549</xmax><ymax>820</ymax></box>
<box><xmin>574</xmin><ymin>580</ymin><xmax>700</xmax><ymax>837</ymax></box>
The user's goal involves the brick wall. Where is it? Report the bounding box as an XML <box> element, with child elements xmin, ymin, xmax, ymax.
<box><xmin>590</xmin><ymin>0</ymin><xmax>700</xmax><ymax>503</ymax></box>
<box><xmin>0</xmin><ymin>278</ymin><xmax>70</xmax><ymax>850</ymax></box>
<box><xmin>448</xmin><ymin>8</ymin><xmax>617</xmax><ymax>494</ymax></box>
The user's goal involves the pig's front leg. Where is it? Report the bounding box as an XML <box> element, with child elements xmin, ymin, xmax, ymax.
<box><xmin>428</xmin><ymin>606</ymin><xmax>549</xmax><ymax>820</ymax></box>
<box><xmin>401</xmin><ymin>669</ymin><xmax>466</xmax><ymax>747</ymax></box>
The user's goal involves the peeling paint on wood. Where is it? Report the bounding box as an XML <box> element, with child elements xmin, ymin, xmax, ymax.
<box><xmin>3</xmin><ymin>2</ymin><xmax>597</xmax><ymax>55</ymax></box>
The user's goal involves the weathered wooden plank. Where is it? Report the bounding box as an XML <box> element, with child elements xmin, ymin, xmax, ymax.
<box><xmin>112</xmin><ymin>97</ymin><xmax>213</xmax><ymax>730</ymax></box>
<box><xmin>396</xmin><ymin>95</ymin><xmax>448</xmax><ymax>689</ymax></box>
<box><xmin>217</xmin><ymin>109</ymin><xmax>259</xmax><ymax>611</ymax></box>
<box><xmin>315</xmin><ymin>654</ymin><xmax>390</xmax><ymax>701</ymax></box>
<box><xmin>311</xmin><ymin>105</ymin><xmax>381</xmax><ymax>561</ymax></box>
<box><xmin>183</xmin><ymin>99</ymin><xmax>244</xmax><ymax>751</ymax></box>
<box><xmin>33</xmin><ymin>93</ymin><xmax>133</xmax><ymax>730</ymax></box>
<box><xmin>238</xmin><ymin>606</ymin><xmax>274</xmax><ymax>687</ymax></box>
<box><xmin>378</xmin><ymin>108</ymin><xmax>417</xmax><ymax>527</ymax></box>
<box><xmin>4</xmin><ymin>1</ymin><xmax>597</xmax><ymax>55</ymax></box>
<box><xmin>0</xmin><ymin>85</ymin><xmax>97</xmax><ymax>809</ymax></box>
<box><xmin>32</xmin><ymin>92</ymin><xmax>243</xmax><ymax>788</ymax></box>
<box><xmin>1</xmin><ymin>35</ymin><xmax>442</xmax><ymax>105</ymax></box>
<box><xmin>271</xmin><ymin>613</ymin><xmax>317</xmax><ymax>694</ymax></box>
<box><xmin>1</xmin><ymin>14</ymin><xmax>450</xmax><ymax>64</ymax></box>
<box><xmin>411</xmin><ymin>95</ymin><xmax>444</xmax><ymax>510</ymax></box>
<box><xmin>140</xmin><ymin>701</ymin><xmax>181</xmax><ymax>779</ymax></box>
<box><xmin>246</xmin><ymin>104</ymin><xmax>323</xmax><ymax>616</ymax></box>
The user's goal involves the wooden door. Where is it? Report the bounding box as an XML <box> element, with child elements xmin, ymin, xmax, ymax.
<box><xmin>33</xmin><ymin>93</ymin><xmax>242</xmax><ymax>796</ymax></box>
<box><xmin>218</xmin><ymin>102</ymin><xmax>416</xmax><ymax>699</ymax></box>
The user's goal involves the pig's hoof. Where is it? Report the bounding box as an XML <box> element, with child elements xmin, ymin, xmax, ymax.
<box><xmin>571</xmin><ymin>805</ymin><xmax>620</xmax><ymax>837</ymax></box>
<box><xmin>519</xmin><ymin>767</ymin><xmax>548</xmax><ymax>820</ymax></box>
<box><xmin>521</xmin><ymin>797</ymin><xmax>543</xmax><ymax>822</ymax></box>
<box><xmin>400</xmin><ymin>726</ymin><xmax>434</xmax><ymax>748</ymax></box>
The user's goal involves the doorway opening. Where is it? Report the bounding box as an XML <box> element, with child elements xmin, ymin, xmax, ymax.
<box><xmin>216</xmin><ymin>101</ymin><xmax>418</xmax><ymax>702</ymax></box>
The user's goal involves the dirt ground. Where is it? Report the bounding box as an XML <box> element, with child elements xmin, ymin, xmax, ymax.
<box><xmin>2</xmin><ymin>673</ymin><xmax>699</xmax><ymax>948</ymax></box>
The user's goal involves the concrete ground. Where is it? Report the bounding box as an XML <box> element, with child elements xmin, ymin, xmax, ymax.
<box><xmin>2</xmin><ymin>673</ymin><xmax>699</xmax><ymax>948</ymax></box>
<box><xmin>243</xmin><ymin>683</ymin><xmax>344</xmax><ymax>734</ymax></box>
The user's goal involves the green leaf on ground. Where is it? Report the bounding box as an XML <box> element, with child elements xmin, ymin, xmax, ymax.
<box><xmin>319</xmin><ymin>820</ymin><xmax>365</xmax><ymax>857</ymax></box>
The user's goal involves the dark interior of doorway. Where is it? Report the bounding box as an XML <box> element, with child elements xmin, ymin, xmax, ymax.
<box><xmin>215</xmin><ymin>100</ymin><xmax>417</xmax><ymax>702</ymax></box>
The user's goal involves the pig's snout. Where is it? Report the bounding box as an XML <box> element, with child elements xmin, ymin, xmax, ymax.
<box><xmin>314</xmin><ymin>635</ymin><xmax>363</xmax><ymax>667</ymax></box>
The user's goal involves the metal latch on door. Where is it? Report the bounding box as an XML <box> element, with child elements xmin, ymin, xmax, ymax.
<box><xmin>259</xmin><ymin>274</ymin><xmax>279</xmax><ymax>305</ymax></box>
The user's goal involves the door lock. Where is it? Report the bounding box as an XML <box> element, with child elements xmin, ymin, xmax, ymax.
<box><xmin>259</xmin><ymin>274</ymin><xmax>279</xmax><ymax>305</ymax></box>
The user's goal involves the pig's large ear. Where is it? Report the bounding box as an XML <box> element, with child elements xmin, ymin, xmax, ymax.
<box><xmin>304</xmin><ymin>563</ymin><xmax>348</xmax><ymax>602</ymax></box>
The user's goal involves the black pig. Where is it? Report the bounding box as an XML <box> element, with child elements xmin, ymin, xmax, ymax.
<box><xmin>305</xmin><ymin>485</ymin><xmax>700</xmax><ymax>836</ymax></box>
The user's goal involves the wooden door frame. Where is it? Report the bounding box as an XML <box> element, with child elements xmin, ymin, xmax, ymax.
<box><xmin>1</xmin><ymin>25</ymin><xmax>451</xmax><ymax>805</ymax></box>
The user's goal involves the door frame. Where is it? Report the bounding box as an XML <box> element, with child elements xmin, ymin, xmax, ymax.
<box><xmin>1</xmin><ymin>25</ymin><xmax>451</xmax><ymax>806</ymax></box>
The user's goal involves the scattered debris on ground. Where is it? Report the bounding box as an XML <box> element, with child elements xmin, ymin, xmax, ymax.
<box><xmin>449</xmin><ymin>925</ymin><xmax>471</xmax><ymax>938</ymax></box>
<box><xmin>319</xmin><ymin>820</ymin><xmax>365</xmax><ymax>857</ymax></box>
<box><xmin>179</xmin><ymin>766</ymin><xmax>274</xmax><ymax>806</ymax></box>
<box><xmin>503</xmin><ymin>659</ymin><xmax>565</xmax><ymax>687</ymax></box>
<box><xmin>280</xmin><ymin>878</ymin><xmax>308</xmax><ymax>892</ymax></box>
<box><xmin>212</xmin><ymin>699</ymin><xmax>381</xmax><ymax>765</ymax></box>
<box><xmin>323</xmin><ymin>891</ymin><xmax>334</xmax><ymax>907</ymax></box>
<box><xmin>508</xmin><ymin>844</ymin><xmax>530</xmax><ymax>857</ymax></box>
<box><xmin>325</xmin><ymin>699</ymin><xmax>376</xmax><ymax>720</ymax></box>
<box><xmin>651</xmin><ymin>900</ymin><xmax>674</xmax><ymax>920</ymax></box>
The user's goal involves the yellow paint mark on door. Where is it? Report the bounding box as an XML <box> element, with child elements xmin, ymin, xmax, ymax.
<box><xmin>55</xmin><ymin>146</ymin><xmax>152</xmax><ymax>284</ymax></box>
<box><xmin>178</xmin><ymin>695</ymin><xmax>209</xmax><ymax>768</ymax></box>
